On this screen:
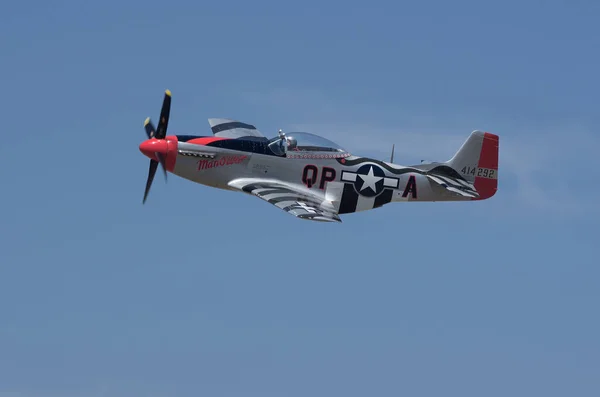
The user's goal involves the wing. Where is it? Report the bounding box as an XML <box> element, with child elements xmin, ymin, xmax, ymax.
<box><xmin>229</xmin><ymin>178</ymin><xmax>342</xmax><ymax>222</ymax></box>
<box><xmin>208</xmin><ymin>118</ymin><xmax>267</xmax><ymax>139</ymax></box>
<box><xmin>425</xmin><ymin>173</ymin><xmax>480</xmax><ymax>198</ymax></box>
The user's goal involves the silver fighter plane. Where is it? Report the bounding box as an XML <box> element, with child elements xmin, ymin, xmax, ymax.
<box><xmin>140</xmin><ymin>90</ymin><xmax>499</xmax><ymax>222</ymax></box>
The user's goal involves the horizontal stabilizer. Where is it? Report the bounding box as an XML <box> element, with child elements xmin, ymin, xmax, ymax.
<box><xmin>425</xmin><ymin>174</ymin><xmax>479</xmax><ymax>198</ymax></box>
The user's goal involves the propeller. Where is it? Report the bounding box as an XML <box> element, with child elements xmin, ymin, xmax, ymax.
<box><xmin>142</xmin><ymin>89</ymin><xmax>171</xmax><ymax>204</ymax></box>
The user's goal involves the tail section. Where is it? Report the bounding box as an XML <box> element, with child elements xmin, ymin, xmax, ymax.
<box><xmin>446</xmin><ymin>130</ymin><xmax>499</xmax><ymax>200</ymax></box>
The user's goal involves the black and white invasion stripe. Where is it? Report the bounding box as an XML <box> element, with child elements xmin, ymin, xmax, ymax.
<box><xmin>240</xmin><ymin>182</ymin><xmax>341</xmax><ymax>222</ymax></box>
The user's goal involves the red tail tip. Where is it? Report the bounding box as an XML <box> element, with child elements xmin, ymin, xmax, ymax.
<box><xmin>473</xmin><ymin>132</ymin><xmax>499</xmax><ymax>200</ymax></box>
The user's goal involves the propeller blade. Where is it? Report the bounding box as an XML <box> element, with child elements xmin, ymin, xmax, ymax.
<box><xmin>143</xmin><ymin>159</ymin><xmax>159</xmax><ymax>204</ymax></box>
<box><xmin>144</xmin><ymin>117</ymin><xmax>156</xmax><ymax>138</ymax></box>
<box><xmin>141</xmin><ymin>90</ymin><xmax>172</xmax><ymax>204</ymax></box>
<box><xmin>156</xmin><ymin>152</ymin><xmax>168</xmax><ymax>181</ymax></box>
<box><xmin>155</xmin><ymin>89</ymin><xmax>171</xmax><ymax>139</ymax></box>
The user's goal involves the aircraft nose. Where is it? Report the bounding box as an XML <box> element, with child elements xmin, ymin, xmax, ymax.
<box><xmin>139</xmin><ymin>137</ymin><xmax>178</xmax><ymax>172</ymax></box>
<box><xmin>139</xmin><ymin>139</ymin><xmax>168</xmax><ymax>159</ymax></box>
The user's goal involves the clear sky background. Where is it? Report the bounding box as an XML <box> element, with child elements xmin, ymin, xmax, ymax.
<box><xmin>1</xmin><ymin>1</ymin><xmax>599</xmax><ymax>396</ymax></box>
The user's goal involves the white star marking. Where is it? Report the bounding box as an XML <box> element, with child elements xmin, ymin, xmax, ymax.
<box><xmin>358</xmin><ymin>166</ymin><xmax>383</xmax><ymax>192</ymax></box>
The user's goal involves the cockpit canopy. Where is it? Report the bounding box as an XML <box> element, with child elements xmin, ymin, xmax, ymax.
<box><xmin>268</xmin><ymin>131</ymin><xmax>349</xmax><ymax>158</ymax></box>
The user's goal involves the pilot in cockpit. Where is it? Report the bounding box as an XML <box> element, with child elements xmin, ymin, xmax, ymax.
<box><xmin>270</xmin><ymin>129</ymin><xmax>299</xmax><ymax>155</ymax></box>
<box><xmin>286</xmin><ymin>136</ymin><xmax>298</xmax><ymax>151</ymax></box>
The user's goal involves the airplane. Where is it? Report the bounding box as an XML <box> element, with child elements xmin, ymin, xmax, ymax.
<box><xmin>139</xmin><ymin>90</ymin><xmax>499</xmax><ymax>222</ymax></box>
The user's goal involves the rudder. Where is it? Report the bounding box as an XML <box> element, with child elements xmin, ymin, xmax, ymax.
<box><xmin>446</xmin><ymin>130</ymin><xmax>499</xmax><ymax>200</ymax></box>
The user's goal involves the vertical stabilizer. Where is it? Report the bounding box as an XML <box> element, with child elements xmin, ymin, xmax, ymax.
<box><xmin>446</xmin><ymin>130</ymin><xmax>499</xmax><ymax>200</ymax></box>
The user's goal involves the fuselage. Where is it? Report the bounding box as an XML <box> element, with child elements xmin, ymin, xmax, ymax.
<box><xmin>139</xmin><ymin>134</ymin><xmax>470</xmax><ymax>215</ymax></box>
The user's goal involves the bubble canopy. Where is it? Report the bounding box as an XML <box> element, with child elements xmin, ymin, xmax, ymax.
<box><xmin>268</xmin><ymin>131</ymin><xmax>349</xmax><ymax>156</ymax></box>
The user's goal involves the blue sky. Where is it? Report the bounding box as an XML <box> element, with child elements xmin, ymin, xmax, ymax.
<box><xmin>1</xmin><ymin>0</ymin><xmax>599</xmax><ymax>396</ymax></box>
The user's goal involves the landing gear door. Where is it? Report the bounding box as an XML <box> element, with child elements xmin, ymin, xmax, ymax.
<box><xmin>324</xmin><ymin>181</ymin><xmax>344</xmax><ymax>213</ymax></box>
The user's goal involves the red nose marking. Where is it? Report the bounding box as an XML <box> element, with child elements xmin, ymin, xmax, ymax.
<box><xmin>139</xmin><ymin>136</ymin><xmax>178</xmax><ymax>172</ymax></box>
<box><xmin>139</xmin><ymin>139</ymin><xmax>168</xmax><ymax>159</ymax></box>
